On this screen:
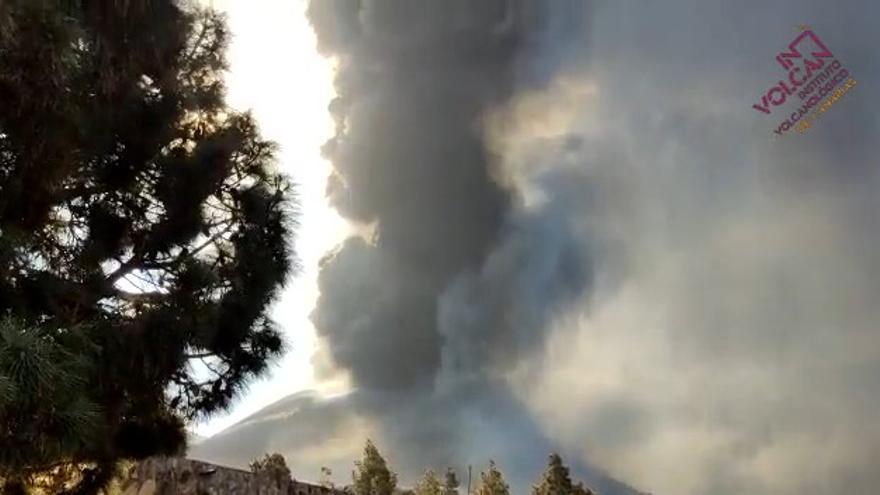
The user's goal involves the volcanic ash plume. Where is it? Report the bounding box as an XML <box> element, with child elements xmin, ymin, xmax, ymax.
<box><xmin>306</xmin><ymin>0</ymin><xmax>600</xmax><ymax>487</ymax></box>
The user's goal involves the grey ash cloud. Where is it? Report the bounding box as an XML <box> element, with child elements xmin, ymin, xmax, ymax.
<box><xmin>308</xmin><ymin>0</ymin><xmax>516</xmax><ymax>393</ymax></box>
<box><xmin>196</xmin><ymin>1</ymin><xmax>880</xmax><ymax>494</ymax></box>
<box><xmin>303</xmin><ymin>0</ymin><xmax>606</xmax><ymax>488</ymax></box>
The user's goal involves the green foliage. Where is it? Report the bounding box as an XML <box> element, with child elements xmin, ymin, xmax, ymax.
<box><xmin>532</xmin><ymin>453</ymin><xmax>595</xmax><ymax>495</ymax></box>
<box><xmin>352</xmin><ymin>440</ymin><xmax>397</xmax><ymax>495</ymax></box>
<box><xmin>474</xmin><ymin>461</ymin><xmax>509</xmax><ymax>495</ymax></box>
<box><xmin>414</xmin><ymin>470</ymin><xmax>443</xmax><ymax>495</ymax></box>
<box><xmin>250</xmin><ymin>453</ymin><xmax>292</xmax><ymax>488</ymax></box>
<box><xmin>0</xmin><ymin>0</ymin><xmax>295</xmax><ymax>489</ymax></box>
<box><xmin>0</xmin><ymin>321</ymin><xmax>76</xmax><ymax>491</ymax></box>
<box><xmin>0</xmin><ymin>317</ymin><xmax>103</xmax><ymax>482</ymax></box>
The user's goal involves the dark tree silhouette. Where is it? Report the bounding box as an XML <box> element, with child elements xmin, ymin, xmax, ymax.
<box><xmin>0</xmin><ymin>0</ymin><xmax>295</xmax><ymax>488</ymax></box>
<box><xmin>443</xmin><ymin>467</ymin><xmax>460</xmax><ymax>495</ymax></box>
<box><xmin>532</xmin><ymin>453</ymin><xmax>595</xmax><ymax>495</ymax></box>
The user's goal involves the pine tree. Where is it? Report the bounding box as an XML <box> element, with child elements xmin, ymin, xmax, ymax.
<box><xmin>250</xmin><ymin>453</ymin><xmax>293</xmax><ymax>489</ymax></box>
<box><xmin>532</xmin><ymin>453</ymin><xmax>595</xmax><ymax>495</ymax></box>
<box><xmin>0</xmin><ymin>317</ymin><xmax>102</xmax><ymax>491</ymax></box>
<box><xmin>443</xmin><ymin>468</ymin><xmax>460</xmax><ymax>495</ymax></box>
<box><xmin>352</xmin><ymin>440</ymin><xmax>397</xmax><ymax>495</ymax></box>
<box><xmin>474</xmin><ymin>461</ymin><xmax>509</xmax><ymax>495</ymax></box>
<box><xmin>415</xmin><ymin>470</ymin><xmax>443</xmax><ymax>495</ymax></box>
<box><xmin>0</xmin><ymin>0</ymin><xmax>295</xmax><ymax>488</ymax></box>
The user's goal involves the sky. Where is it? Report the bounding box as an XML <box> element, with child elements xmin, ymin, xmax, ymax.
<box><xmin>191</xmin><ymin>2</ymin><xmax>880</xmax><ymax>495</ymax></box>
<box><xmin>192</xmin><ymin>0</ymin><xmax>348</xmax><ymax>437</ymax></box>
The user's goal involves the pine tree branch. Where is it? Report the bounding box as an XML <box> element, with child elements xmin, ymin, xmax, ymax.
<box><xmin>183</xmin><ymin>351</ymin><xmax>215</xmax><ymax>359</ymax></box>
<box><xmin>104</xmin><ymin>254</ymin><xmax>144</xmax><ymax>287</ymax></box>
<box><xmin>112</xmin><ymin>289</ymin><xmax>164</xmax><ymax>304</ymax></box>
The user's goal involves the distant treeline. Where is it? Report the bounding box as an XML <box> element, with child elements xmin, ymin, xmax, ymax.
<box><xmin>250</xmin><ymin>440</ymin><xmax>597</xmax><ymax>495</ymax></box>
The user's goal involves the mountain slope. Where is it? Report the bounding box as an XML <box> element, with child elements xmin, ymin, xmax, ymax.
<box><xmin>190</xmin><ymin>391</ymin><xmax>648</xmax><ymax>495</ymax></box>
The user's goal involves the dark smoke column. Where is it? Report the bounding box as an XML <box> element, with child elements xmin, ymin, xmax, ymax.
<box><xmin>308</xmin><ymin>0</ymin><xmax>519</xmax><ymax>395</ymax></box>
<box><xmin>304</xmin><ymin>1</ymin><xmax>600</xmax><ymax>483</ymax></box>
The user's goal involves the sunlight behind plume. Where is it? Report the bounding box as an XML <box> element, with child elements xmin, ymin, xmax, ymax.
<box><xmin>193</xmin><ymin>0</ymin><xmax>349</xmax><ymax>438</ymax></box>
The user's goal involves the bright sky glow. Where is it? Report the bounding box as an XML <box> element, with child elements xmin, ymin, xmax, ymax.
<box><xmin>193</xmin><ymin>0</ymin><xmax>349</xmax><ymax>437</ymax></box>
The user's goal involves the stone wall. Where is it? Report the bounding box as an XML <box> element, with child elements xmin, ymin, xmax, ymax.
<box><xmin>120</xmin><ymin>457</ymin><xmax>344</xmax><ymax>495</ymax></box>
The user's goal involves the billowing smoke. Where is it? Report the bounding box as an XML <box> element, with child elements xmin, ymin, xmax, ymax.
<box><xmin>305</xmin><ymin>0</ymin><xmax>603</xmax><ymax>487</ymax></box>
<box><xmin>309</xmin><ymin>0</ymin><xmax>511</xmax><ymax>393</ymax></box>
<box><xmin>194</xmin><ymin>1</ymin><xmax>615</xmax><ymax>490</ymax></box>
<box><xmin>194</xmin><ymin>1</ymin><xmax>880</xmax><ymax>494</ymax></box>
<box><xmin>494</xmin><ymin>2</ymin><xmax>880</xmax><ymax>494</ymax></box>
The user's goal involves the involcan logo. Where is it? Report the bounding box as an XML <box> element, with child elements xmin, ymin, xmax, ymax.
<box><xmin>752</xmin><ymin>26</ymin><xmax>856</xmax><ymax>137</ymax></box>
